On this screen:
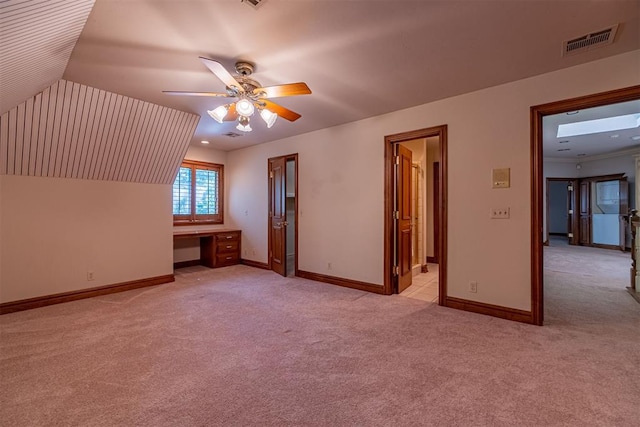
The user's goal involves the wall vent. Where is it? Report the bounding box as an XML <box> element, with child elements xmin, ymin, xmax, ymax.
<box><xmin>223</xmin><ymin>132</ymin><xmax>243</xmax><ymax>138</ymax></box>
<box><xmin>562</xmin><ymin>24</ymin><xmax>618</xmax><ymax>57</ymax></box>
<box><xmin>241</xmin><ymin>0</ymin><xmax>266</xmax><ymax>9</ymax></box>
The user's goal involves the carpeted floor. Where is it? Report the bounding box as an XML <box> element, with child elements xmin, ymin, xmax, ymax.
<box><xmin>1</xmin><ymin>248</ymin><xmax>639</xmax><ymax>426</ymax></box>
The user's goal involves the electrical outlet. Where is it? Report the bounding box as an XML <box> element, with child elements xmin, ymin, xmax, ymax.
<box><xmin>87</xmin><ymin>271</ymin><xmax>94</xmax><ymax>281</ymax></box>
<box><xmin>327</xmin><ymin>262</ymin><xmax>332</xmax><ymax>270</ymax></box>
<box><xmin>491</xmin><ymin>207</ymin><xmax>510</xmax><ymax>219</ymax></box>
<box><xmin>469</xmin><ymin>281</ymin><xmax>477</xmax><ymax>293</ymax></box>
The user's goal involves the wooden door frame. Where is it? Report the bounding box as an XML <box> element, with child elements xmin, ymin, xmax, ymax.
<box><xmin>384</xmin><ymin>125</ymin><xmax>448</xmax><ymax>303</ymax></box>
<box><xmin>580</xmin><ymin>173</ymin><xmax>628</xmax><ymax>250</ymax></box>
<box><xmin>531</xmin><ymin>85</ymin><xmax>640</xmax><ymax>326</ymax></box>
<box><xmin>268</xmin><ymin>153</ymin><xmax>299</xmax><ymax>276</ymax></box>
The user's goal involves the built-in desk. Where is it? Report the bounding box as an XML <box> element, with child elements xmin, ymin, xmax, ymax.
<box><xmin>173</xmin><ymin>229</ymin><xmax>241</xmax><ymax>268</ymax></box>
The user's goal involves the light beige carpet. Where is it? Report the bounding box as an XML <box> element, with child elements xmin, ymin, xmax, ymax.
<box><xmin>1</xmin><ymin>253</ymin><xmax>638</xmax><ymax>426</ymax></box>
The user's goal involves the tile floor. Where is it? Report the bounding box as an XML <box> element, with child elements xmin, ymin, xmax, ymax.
<box><xmin>399</xmin><ymin>263</ymin><xmax>439</xmax><ymax>302</ymax></box>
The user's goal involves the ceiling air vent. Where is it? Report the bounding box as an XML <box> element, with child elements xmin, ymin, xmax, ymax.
<box><xmin>223</xmin><ymin>132</ymin><xmax>243</xmax><ymax>138</ymax></box>
<box><xmin>562</xmin><ymin>24</ymin><xmax>618</xmax><ymax>57</ymax></box>
<box><xmin>241</xmin><ymin>0</ymin><xmax>266</xmax><ymax>9</ymax></box>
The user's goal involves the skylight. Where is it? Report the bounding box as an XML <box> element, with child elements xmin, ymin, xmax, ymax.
<box><xmin>557</xmin><ymin>113</ymin><xmax>640</xmax><ymax>138</ymax></box>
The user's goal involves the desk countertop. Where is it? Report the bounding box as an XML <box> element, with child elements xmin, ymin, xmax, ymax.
<box><xmin>173</xmin><ymin>228</ymin><xmax>240</xmax><ymax>238</ymax></box>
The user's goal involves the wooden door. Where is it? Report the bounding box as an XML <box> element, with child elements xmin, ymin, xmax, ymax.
<box><xmin>397</xmin><ymin>144</ymin><xmax>413</xmax><ymax>293</ymax></box>
<box><xmin>579</xmin><ymin>180</ymin><xmax>591</xmax><ymax>245</ymax></box>
<box><xmin>619</xmin><ymin>178</ymin><xmax>629</xmax><ymax>251</ymax></box>
<box><xmin>269</xmin><ymin>157</ymin><xmax>287</xmax><ymax>276</ymax></box>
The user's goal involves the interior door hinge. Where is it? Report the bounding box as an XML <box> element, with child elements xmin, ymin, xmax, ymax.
<box><xmin>394</xmin><ymin>265</ymin><xmax>399</xmax><ymax>276</ymax></box>
<box><xmin>568</xmin><ymin>209</ymin><xmax>573</xmax><ymax>214</ymax></box>
<box><xmin>568</xmin><ymin>233</ymin><xmax>574</xmax><ymax>238</ymax></box>
<box><xmin>395</xmin><ymin>155</ymin><xmax>400</xmax><ymax>165</ymax></box>
<box><xmin>567</xmin><ymin>185</ymin><xmax>573</xmax><ymax>191</ymax></box>
<box><xmin>269</xmin><ymin>171</ymin><xmax>274</xmax><ymax>179</ymax></box>
<box><xmin>393</xmin><ymin>210</ymin><xmax>399</xmax><ymax>220</ymax></box>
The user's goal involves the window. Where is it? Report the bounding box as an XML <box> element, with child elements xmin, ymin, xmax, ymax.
<box><xmin>173</xmin><ymin>160</ymin><xmax>223</xmax><ymax>225</ymax></box>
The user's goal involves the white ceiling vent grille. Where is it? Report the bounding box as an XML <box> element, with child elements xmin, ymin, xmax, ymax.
<box><xmin>241</xmin><ymin>0</ymin><xmax>266</xmax><ymax>9</ymax></box>
<box><xmin>562</xmin><ymin>24</ymin><xmax>618</xmax><ymax>57</ymax></box>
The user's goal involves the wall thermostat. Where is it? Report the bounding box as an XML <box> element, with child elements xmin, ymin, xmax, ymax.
<box><xmin>492</xmin><ymin>168</ymin><xmax>510</xmax><ymax>188</ymax></box>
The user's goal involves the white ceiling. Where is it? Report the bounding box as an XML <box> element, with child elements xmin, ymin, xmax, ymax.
<box><xmin>543</xmin><ymin>100</ymin><xmax>640</xmax><ymax>160</ymax></box>
<box><xmin>5</xmin><ymin>0</ymin><xmax>640</xmax><ymax>152</ymax></box>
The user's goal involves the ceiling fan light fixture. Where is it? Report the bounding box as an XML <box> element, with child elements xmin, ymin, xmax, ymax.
<box><xmin>236</xmin><ymin>116</ymin><xmax>252</xmax><ymax>132</ymax></box>
<box><xmin>207</xmin><ymin>105</ymin><xmax>228</xmax><ymax>123</ymax></box>
<box><xmin>260</xmin><ymin>108</ymin><xmax>278</xmax><ymax>128</ymax></box>
<box><xmin>236</xmin><ymin>99</ymin><xmax>255</xmax><ymax>117</ymax></box>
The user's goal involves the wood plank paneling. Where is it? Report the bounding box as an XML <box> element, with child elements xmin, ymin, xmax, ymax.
<box><xmin>0</xmin><ymin>0</ymin><xmax>96</xmax><ymax>114</ymax></box>
<box><xmin>0</xmin><ymin>79</ymin><xmax>200</xmax><ymax>184</ymax></box>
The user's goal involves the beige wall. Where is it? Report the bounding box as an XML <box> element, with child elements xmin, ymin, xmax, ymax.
<box><xmin>172</xmin><ymin>146</ymin><xmax>231</xmax><ymax>263</ymax></box>
<box><xmin>0</xmin><ymin>175</ymin><xmax>172</xmax><ymax>303</ymax></box>
<box><xmin>0</xmin><ymin>175</ymin><xmax>3</xmax><ymax>291</ymax></box>
<box><xmin>227</xmin><ymin>50</ymin><xmax>640</xmax><ymax>312</ymax></box>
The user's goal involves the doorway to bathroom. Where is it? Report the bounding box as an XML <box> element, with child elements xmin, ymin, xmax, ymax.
<box><xmin>384</xmin><ymin>125</ymin><xmax>448</xmax><ymax>304</ymax></box>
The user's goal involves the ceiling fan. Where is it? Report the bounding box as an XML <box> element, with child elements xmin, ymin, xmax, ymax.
<box><xmin>164</xmin><ymin>57</ymin><xmax>311</xmax><ymax>132</ymax></box>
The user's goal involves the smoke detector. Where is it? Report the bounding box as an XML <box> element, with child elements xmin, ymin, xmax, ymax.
<box><xmin>562</xmin><ymin>24</ymin><xmax>618</xmax><ymax>57</ymax></box>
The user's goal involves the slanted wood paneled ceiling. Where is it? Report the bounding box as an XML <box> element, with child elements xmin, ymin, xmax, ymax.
<box><xmin>2</xmin><ymin>0</ymin><xmax>639</xmax><ymax>153</ymax></box>
<box><xmin>0</xmin><ymin>0</ymin><xmax>95</xmax><ymax>114</ymax></box>
<box><xmin>0</xmin><ymin>80</ymin><xmax>199</xmax><ymax>184</ymax></box>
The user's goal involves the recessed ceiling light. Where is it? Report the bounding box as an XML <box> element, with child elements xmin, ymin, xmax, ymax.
<box><xmin>566</xmin><ymin>111</ymin><xmax>579</xmax><ymax>115</ymax></box>
<box><xmin>557</xmin><ymin>113</ymin><xmax>640</xmax><ymax>138</ymax></box>
<box><xmin>631</xmin><ymin>135</ymin><xmax>640</xmax><ymax>141</ymax></box>
<box><xmin>558</xmin><ymin>140</ymin><xmax>569</xmax><ymax>144</ymax></box>
<box><xmin>201</xmin><ymin>140</ymin><xmax>210</xmax><ymax>144</ymax></box>
<box><xmin>577</xmin><ymin>153</ymin><xmax>586</xmax><ymax>157</ymax></box>
<box><xmin>557</xmin><ymin>148</ymin><xmax>571</xmax><ymax>152</ymax></box>
<box><xmin>610</xmin><ymin>134</ymin><xmax>619</xmax><ymax>138</ymax></box>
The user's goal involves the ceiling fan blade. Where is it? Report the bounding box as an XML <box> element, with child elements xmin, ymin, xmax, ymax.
<box><xmin>223</xmin><ymin>103</ymin><xmax>238</xmax><ymax>121</ymax></box>
<box><xmin>253</xmin><ymin>82</ymin><xmax>312</xmax><ymax>98</ymax></box>
<box><xmin>199</xmin><ymin>57</ymin><xmax>245</xmax><ymax>92</ymax></box>
<box><xmin>163</xmin><ymin>91</ymin><xmax>231</xmax><ymax>97</ymax></box>
<box><xmin>262</xmin><ymin>100</ymin><xmax>301</xmax><ymax>122</ymax></box>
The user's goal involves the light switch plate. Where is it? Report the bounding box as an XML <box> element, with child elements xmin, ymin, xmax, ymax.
<box><xmin>491</xmin><ymin>207</ymin><xmax>510</xmax><ymax>219</ymax></box>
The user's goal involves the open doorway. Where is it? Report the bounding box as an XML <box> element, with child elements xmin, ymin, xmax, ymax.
<box><xmin>393</xmin><ymin>137</ymin><xmax>441</xmax><ymax>302</ymax></box>
<box><xmin>546</xmin><ymin>178</ymin><xmax>579</xmax><ymax>246</ymax></box>
<box><xmin>531</xmin><ymin>85</ymin><xmax>640</xmax><ymax>325</ymax></box>
<box><xmin>384</xmin><ymin>125</ymin><xmax>447</xmax><ymax>304</ymax></box>
<box><xmin>268</xmin><ymin>154</ymin><xmax>298</xmax><ymax>277</ymax></box>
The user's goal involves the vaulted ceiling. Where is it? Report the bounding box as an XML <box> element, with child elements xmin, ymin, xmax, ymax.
<box><xmin>0</xmin><ymin>0</ymin><xmax>95</xmax><ymax>114</ymax></box>
<box><xmin>2</xmin><ymin>0</ymin><xmax>640</xmax><ymax>153</ymax></box>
